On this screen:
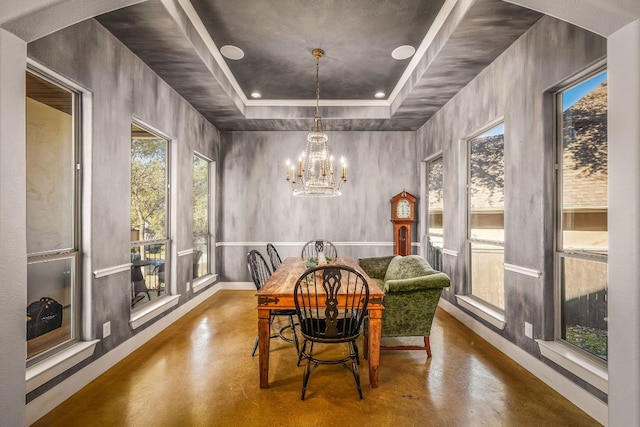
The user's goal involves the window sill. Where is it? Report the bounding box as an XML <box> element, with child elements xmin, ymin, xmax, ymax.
<box><xmin>130</xmin><ymin>295</ymin><xmax>180</xmax><ymax>330</ymax></box>
<box><xmin>26</xmin><ymin>339</ymin><xmax>99</xmax><ymax>393</ymax></box>
<box><xmin>537</xmin><ymin>339</ymin><xmax>608</xmax><ymax>393</ymax></box>
<box><xmin>455</xmin><ymin>294</ymin><xmax>506</xmax><ymax>330</ymax></box>
<box><xmin>192</xmin><ymin>273</ymin><xmax>218</xmax><ymax>293</ymax></box>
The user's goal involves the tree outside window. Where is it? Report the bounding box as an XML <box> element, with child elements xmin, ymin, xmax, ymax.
<box><xmin>130</xmin><ymin>123</ymin><xmax>169</xmax><ymax>307</ymax></box>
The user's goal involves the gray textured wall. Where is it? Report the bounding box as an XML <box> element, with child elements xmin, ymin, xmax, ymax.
<box><xmin>416</xmin><ymin>16</ymin><xmax>606</xmax><ymax>396</ymax></box>
<box><xmin>219</xmin><ymin>130</ymin><xmax>418</xmax><ymax>281</ymax></box>
<box><xmin>26</xmin><ymin>18</ymin><xmax>220</xmax><ymax>400</ymax></box>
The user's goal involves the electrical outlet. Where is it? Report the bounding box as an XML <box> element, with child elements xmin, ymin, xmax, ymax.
<box><xmin>187</xmin><ymin>282</ymin><xmax>191</xmax><ymax>291</ymax></box>
<box><xmin>524</xmin><ymin>322</ymin><xmax>533</xmax><ymax>339</ymax></box>
<box><xmin>103</xmin><ymin>321</ymin><xmax>111</xmax><ymax>338</ymax></box>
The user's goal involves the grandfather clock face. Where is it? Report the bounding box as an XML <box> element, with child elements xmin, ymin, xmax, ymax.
<box><xmin>391</xmin><ymin>192</ymin><xmax>416</xmax><ymax>256</ymax></box>
<box><xmin>396</xmin><ymin>199</ymin><xmax>411</xmax><ymax>219</ymax></box>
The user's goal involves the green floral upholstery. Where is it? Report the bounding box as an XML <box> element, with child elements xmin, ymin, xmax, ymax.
<box><xmin>356</xmin><ymin>255</ymin><xmax>396</xmax><ymax>289</ymax></box>
<box><xmin>358</xmin><ymin>255</ymin><xmax>450</xmax><ymax>338</ymax></box>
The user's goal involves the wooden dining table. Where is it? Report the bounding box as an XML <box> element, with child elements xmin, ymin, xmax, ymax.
<box><xmin>256</xmin><ymin>256</ymin><xmax>385</xmax><ymax>388</ymax></box>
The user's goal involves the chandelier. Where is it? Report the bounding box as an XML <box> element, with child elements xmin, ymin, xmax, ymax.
<box><xmin>286</xmin><ymin>48</ymin><xmax>347</xmax><ymax>197</ymax></box>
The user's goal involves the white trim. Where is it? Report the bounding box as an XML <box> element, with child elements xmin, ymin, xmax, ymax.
<box><xmin>464</xmin><ymin>115</ymin><xmax>506</xmax><ymax>140</ymax></box>
<box><xmin>537</xmin><ymin>340</ymin><xmax>608</xmax><ymax>393</ymax></box>
<box><xmin>245</xmin><ymin>98</ymin><xmax>389</xmax><ymax>108</ymax></box>
<box><xmin>442</xmin><ymin>248</ymin><xmax>459</xmax><ymax>256</ymax></box>
<box><xmin>192</xmin><ymin>273</ymin><xmax>217</xmax><ymax>292</ymax></box>
<box><xmin>26</xmin><ymin>340</ymin><xmax>99</xmax><ymax>393</ymax></box>
<box><xmin>177</xmin><ymin>248</ymin><xmax>194</xmax><ymax>257</ymax></box>
<box><xmin>172</xmin><ymin>0</ymin><xmax>248</xmax><ymax>104</ymax></box>
<box><xmin>504</xmin><ymin>263</ymin><xmax>542</xmax><ymax>278</ymax></box>
<box><xmin>131</xmin><ymin>116</ymin><xmax>173</xmax><ymax>141</ymax></box>
<box><xmin>388</xmin><ymin>0</ymin><xmax>458</xmax><ymax>105</ymax></box>
<box><xmin>129</xmin><ymin>295</ymin><xmax>180</xmax><ymax>330</ymax></box>
<box><xmin>79</xmin><ymin>79</ymin><xmax>93</xmax><ymax>342</ymax></box>
<box><xmin>438</xmin><ymin>298</ymin><xmax>608</xmax><ymax>425</ymax></box>
<box><xmin>93</xmin><ymin>263</ymin><xmax>131</xmax><ymax>278</ymax></box>
<box><xmin>216</xmin><ymin>241</ymin><xmax>396</xmax><ymax>247</ymax></box>
<box><xmin>422</xmin><ymin>150</ymin><xmax>444</xmax><ymax>163</ymax></box>
<box><xmin>25</xmin><ymin>284</ymin><xmax>221</xmax><ymax>425</ymax></box>
<box><xmin>455</xmin><ymin>294</ymin><xmax>506</xmax><ymax>330</ymax></box>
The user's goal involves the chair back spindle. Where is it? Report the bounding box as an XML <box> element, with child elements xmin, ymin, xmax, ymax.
<box><xmin>266</xmin><ymin>243</ymin><xmax>282</xmax><ymax>271</ymax></box>
<box><xmin>247</xmin><ymin>250</ymin><xmax>271</xmax><ymax>290</ymax></box>
<box><xmin>301</xmin><ymin>239</ymin><xmax>338</xmax><ymax>260</ymax></box>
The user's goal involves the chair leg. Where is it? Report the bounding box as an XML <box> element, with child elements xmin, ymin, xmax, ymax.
<box><xmin>301</xmin><ymin>358</ymin><xmax>311</xmax><ymax>400</ymax></box>
<box><xmin>297</xmin><ymin>339</ymin><xmax>308</xmax><ymax>367</ymax></box>
<box><xmin>300</xmin><ymin>341</ymin><xmax>314</xmax><ymax>400</ymax></box>
<box><xmin>251</xmin><ymin>335</ymin><xmax>259</xmax><ymax>357</ymax></box>
<box><xmin>353</xmin><ymin>341</ymin><xmax>360</xmax><ymax>365</ymax></box>
<box><xmin>350</xmin><ymin>341</ymin><xmax>363</xmax><ymax>399</ymax></box>
<box><xmin>425</xmin><ymin>336</ymin><xmax>432</xmax><ymax>358</ymax></box>
<box><xmin>289</xmin><ymin>315</ymin><xmax>300</xmax><ymax>356</ymax></box>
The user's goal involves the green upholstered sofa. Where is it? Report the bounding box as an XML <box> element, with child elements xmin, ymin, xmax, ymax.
<box><xmin>358</xmin><ymin>255</ymin><xmax>450</xmax><ymax>357</ymax></box>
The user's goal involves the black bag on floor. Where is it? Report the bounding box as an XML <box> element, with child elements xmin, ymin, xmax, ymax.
<box><xmin>26</xmin><ymin>297</ymin><xmax>63</xmax><ymax>340</ymax></box>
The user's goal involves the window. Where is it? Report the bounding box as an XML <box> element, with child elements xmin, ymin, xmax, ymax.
<box><xmin>426</xmin><ymin>157</ymin><xmax>443</xmax><ymax>270</ymax></box>
<box><xmin>467</xmin><ymin>123</ymin><xmax>505</xmax><ymax>310</ymax></box>
<box><xmin>192</xmin><ymin>154</ymin><xmax>211</xmax><ymax>280</ymax></box>
<box><xmin>130</xmin><ymin>123</ymin><xmax>170</xmax><ymax>308</ymax></box>
<box><xmin>556</xmin><ymin>70</ymin><xmax>607</xmax><ymax>361</ymax></box>
<box><xmin>26</xmin><ymin>70</ymin><xmax>80</xmax><ymax>361</ymax></box>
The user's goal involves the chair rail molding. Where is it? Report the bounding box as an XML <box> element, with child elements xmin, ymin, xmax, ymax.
<box><xmin>216</xmin><ymin>241</ymin><xmax>396</xmax><ymax>247</ymax></box>
<box><xmin>504</xmin><ymin>263</ymin><xmax>542</xmax><ymax>278</ymax></box>
<box><xmin>177</xmin><ymin>248</ymin><xmax>194</xmax><ymax>257</ymax></box>
<box><xmin>93</xmin><ymin>263</ymin><xmax>132</xmax><ymax>278</ymax></box>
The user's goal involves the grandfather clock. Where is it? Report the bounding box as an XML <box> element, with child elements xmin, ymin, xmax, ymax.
<box><xmin>391</xmin><ymin>191</ymin><xmax>417</xmax><ymax>256</ymax></box>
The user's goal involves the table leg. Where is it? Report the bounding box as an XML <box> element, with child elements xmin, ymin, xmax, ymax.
<box><xmin>367</xmin><ymin>309</ymin><xmax>382</xmax><ymax>388</ymax></box>
<box><xmin>258</xmin><ymin>309</ymin><xmax>271</xmax><ymax>388</ymax></box>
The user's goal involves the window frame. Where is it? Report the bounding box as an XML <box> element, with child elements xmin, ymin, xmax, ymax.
<box><xmin>466</xmin><ymin>120</ymin><xmax>506</xmax><ymax>312</ymax></box>
<box><xmin>25</xmin><ymin>67</ymin><xmax>82</xmax><ymax>364</ymax></box>
<box><xmin>425</xmin><ymin>155</ymin><xmax>444</xmax><ymax>271</ymax></box>
<box><xmin>130</xmin><ymin>120</ymin><xmax>172</xmax><ymax>310</ymax></box>
<box><xmin>553</xmin><ymin>67</ymin><xmax>608</xmax><ymax>364</ymax></box>
<box><xmin>192</xmin><ymin>152</ymin><xmax>213</xmax><ymax>281</ymax></box>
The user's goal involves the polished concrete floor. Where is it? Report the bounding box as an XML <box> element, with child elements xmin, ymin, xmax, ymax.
<box><xmin>32</xmin><ymin>290</ymin><xmax>600</xmax><ymax>427</ymax></box>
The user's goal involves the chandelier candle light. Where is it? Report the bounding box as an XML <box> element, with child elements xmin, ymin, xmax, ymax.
<box><xmin>286</xmin><ymin>48</ymin><xmax>347</xmax><ymax>197</ymax></box>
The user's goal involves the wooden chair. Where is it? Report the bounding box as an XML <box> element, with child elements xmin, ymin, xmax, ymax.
<box><xmin>294</xmin><ymin>265</ymin><xmax>369</xmax><ymax>400</ymax></box>
<box><xmin>247</xmin><ymin>250</ymin><xmax>299</xmax><ymax>357</ymax></box>
<box><xmin>266</xmin><ymin>243</ymin><xmax>282</xmax><ymax>271</ymax></box>
<box><xmin>300</xmin><ymin>239</ymin><xmax>337</xmax><ymax>260</ymax></box>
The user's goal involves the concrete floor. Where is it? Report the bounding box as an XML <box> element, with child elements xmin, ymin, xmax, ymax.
<box><xmin>32</xmin><ymin>290</ymin><xmax>600</xmax><ymax>426</ymax></box>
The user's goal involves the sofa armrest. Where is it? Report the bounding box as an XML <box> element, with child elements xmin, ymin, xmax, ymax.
<box><xmin>384</xmin><ymin>272</ymin><xmax>450</xmax><ymax>293</ymax></box>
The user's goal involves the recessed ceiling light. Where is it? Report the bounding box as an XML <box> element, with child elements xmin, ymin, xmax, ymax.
<box><xmin>374</xmin><ymin>92</ymin><xmax>386</xmax><ymax>99</ymax></box>
<box><xmin>220</xmin><ymin>45</ymin><xmax>244</xmax><ymax>60</ymax></box>
<box><xmin>391</xmin><ymin>45</ymin><xmax>415</xmax><ymax>60</ymax></box>
<box><xmin>250</xmin><ymin>92</ymin><xmax>262</xmax><ymax>99</ymax></box>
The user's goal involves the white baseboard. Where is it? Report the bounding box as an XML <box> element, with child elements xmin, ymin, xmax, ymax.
<box><xmin>26</xmin><ymin>284</ymin><xmax>221</xmax><ymax>426</ymax></box>
<box><xmin>438</xmin><ymin>298</ymin><xmax>608</xmax><ymax>426</ymax></box>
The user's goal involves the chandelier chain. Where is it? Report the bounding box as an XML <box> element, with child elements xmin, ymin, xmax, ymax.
<box><xmin>314</xmin><ymin>49</ymin><xmax>322</xmax><ymax>131</ymax></box>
